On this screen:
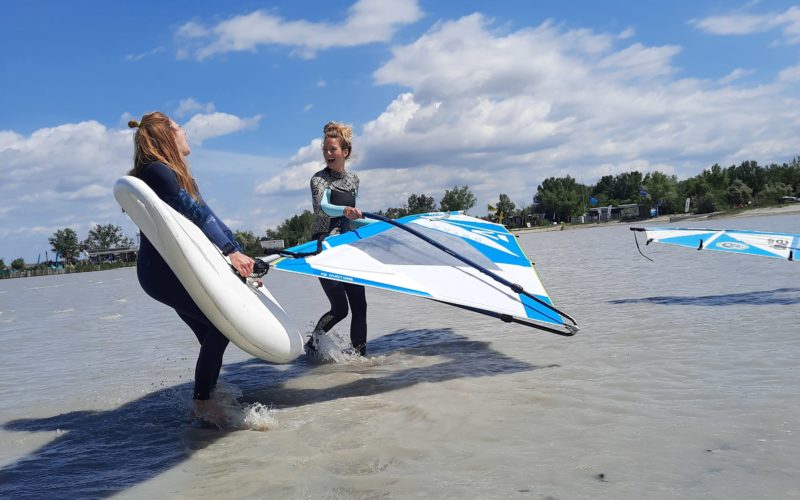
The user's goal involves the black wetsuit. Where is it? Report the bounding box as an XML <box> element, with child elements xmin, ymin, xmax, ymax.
<box><xmin>135</xmin><ymin>161</ymin><xmax>242</xmax><ymax>399</ymax></box>
<box><xmin>310</xmin><ymin>167</ymin><xmax>368</xmax><ymax>355</ymax></box>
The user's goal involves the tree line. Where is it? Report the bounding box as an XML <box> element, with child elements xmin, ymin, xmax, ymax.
<box><xmin>261</xmin><ymin>158</ymin><xmax>800</xmax><ymax>247</ymax></box>
<box><xmin>6</xmin><ymin>157</ymin><xmax>798</xmax><ymax>267</ymax></box>
<box><xmin>239</xmin><ymin>185</ymin><xmax>479</xmax><ymax>250</ymax></box>
<box><xmin>533</xmin><ymin>158</ymin><xmax>800</xmax><ymax>222</ymax></box>
<box><xmin>1</xmin><ymin>224</ymin><xmax>135</xmax><ymax>272</ymax></box>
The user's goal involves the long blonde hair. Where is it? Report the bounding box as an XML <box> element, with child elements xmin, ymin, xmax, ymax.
<box><xmin>128</xmin><ymin>111</ymin><xmax>198</xmax><ymax>199</ymax></box>
<box><xmin>323</xmin><ymin>121</ymin><xmax>353</xmax><ymax>159</ymax></box>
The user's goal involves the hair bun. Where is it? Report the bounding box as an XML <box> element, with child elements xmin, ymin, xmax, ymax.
<box><xmin>324</xmin><ymin>121</ymin><xmax>353</xmax><ymax>142</ymax></box>
<box><xmin>128</xmin><ymin>120</ymin><xmax>140</xmax><ymax>129</ymax></box>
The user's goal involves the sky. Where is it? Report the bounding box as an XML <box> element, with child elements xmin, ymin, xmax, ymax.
<box><xmin>1</xmin><ymin>0</ymin><xmax>799</xmax><ymax>262</ymax></box>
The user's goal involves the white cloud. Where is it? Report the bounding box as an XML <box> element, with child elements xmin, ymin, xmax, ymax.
<box><xmin>125</xmin><ymin>46</ymin><xmax>164</xmax><ymax>62</ymax></box>
<box><xmin>691</xmin><ymin>6</ymin><xmax>800</xmax><ymax>45</ymax></box>
<box><xmin>778</xmin><ymin>64</ymin><xmax>800</xmax><ymax>83</ymax></box>
<box><xmin>176</xmin><ymin>20</ymin><xmax>210</xmax><ymax>38</ymax></box>
<box><xmin>256</xmin><ymin>13</ymin><xmax>800</xmax><ymax>219</ymax></box>
<box><xmin>0</xmin><ymin>121</ymin><xmax>136</xmax><ymax>260</ymax></box>
<box><xmin>618</xmin><ymin>27</ymin><xmax>636</xmax><ymax>40</ymax></box>
<box><xmin>719</xmin><ymin>67</ymin><xmax>755</xmax><ymax>84</ymax></box>
<box><xmin>5</xmin><ymin>10</ymin><xmax>800</xmax><ymax>262</ymax></box>
<box><xmin>0</xmin><ymin>114</ymin><xmax>273</xmax><ymax>261</ymax></box>
<box><xmin>183</xmin><ymin>112</ymin><xmax>262</xmax><ymax>145</ymax></box>
<box><xmin>177</xmin><ymin>0</ymin><xmax>423</xmax><ymax>60</ymax></box>
<box><xmin>176</xmin><ymin>98</ymin><xmax>216</xmax><ymax>117</ymax></box>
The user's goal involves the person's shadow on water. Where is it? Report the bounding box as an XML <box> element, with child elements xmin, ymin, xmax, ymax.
<box><xmin>0</xmin><ymin>328</ymin><xmax>552</xmax><ymax>499</ymax></box>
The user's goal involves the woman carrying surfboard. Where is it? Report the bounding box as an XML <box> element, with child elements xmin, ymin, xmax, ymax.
<box><xmin>307</xmin><ymin>121</ymin><xmax>372</xmax><ymax>356</ymax></box>
<box><xmin>128</xmin><ymin>111</ymin><xmax>254</xmax><ymax>425</ymax></box>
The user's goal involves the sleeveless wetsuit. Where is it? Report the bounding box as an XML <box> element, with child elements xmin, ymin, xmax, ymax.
<box><xmin>136</xmin><ymin>161</ymin><xmax>242</xmax><ymax>399</ymax></box>
<box><xmin>310</xmin><ymin>167</ymin><xmax>368</xmax><ymax>355</ymax></box>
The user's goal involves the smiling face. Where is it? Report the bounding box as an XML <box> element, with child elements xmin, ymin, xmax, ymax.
<box><xmin>322</xmin><ymin>136</ymin><xmax>349</xmax><ymax>172</ymax></box>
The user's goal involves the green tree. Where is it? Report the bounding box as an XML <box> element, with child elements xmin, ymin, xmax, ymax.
<box><xmin>383</xmin><ymin>206</ymin><xmax>410</xmax><ymax>219</ymax></box>
<box><xmin>48</xmin><ymin>228</ymin><xmax>81</xmax><ymax>264</ymax></box>
<box><xmin>727</xmin><ymin>160</ymin><xmax>766</xmax><ymax>196</ymax></box>
<box><xmin>694</xmin><ymin>195</ymin><xmax>717</xmax><ymax>214</ymax></box>
<box><xmin>233</xmin><ymin>230</ymin><xmax>264</xmax><ymax>255</ymax></box>
<box><xmin>755</xmin><ymin>182</ymin><xmax>793</xmax><ymax>206</ymax></box>
<box><xmin>407</xmin><ymin>193</ymin><xmax>436</xmax><ymax>214</ymax></box>
<box><xmin>496</xmin><ymin>194</ymin><xmax>516</xmax><ymax>217</ymax></box>
<box><xmin>83</xmin><ymin>224</ymin><xmax>133</xmax><ymax>250</ymax></box>
<box><xmin>535</xmin><ymin>176</ymin><xmax>582</xmax><ymax>222</ymax></box>
<box><xmin>266</xmin><ymin>210</ymin><xmax>314</xmax><ymax>247</ymax></box>
<box><xmin>701</xmin><ymin>164</ymin><xmax>729</xmax><ymax>196</ymax></box>
<box><xmin>643</xmin><ymin>171</ymin><xmax>678</xmax><ymax>215</ymax></box>
<box><xmin>593</xmin><ymin>175</ymin><xmax>615</xmax><ymax>200</ymax></box>
<box><xmin>0</xmin><ymin>258</ymin><xmax>5</xmax><ymax>270</ymax></box>
<box><xmin>439</xmin><ymin>186</ymin><xmax>476</xmax><ymax>212</ymax></box>
<box><xmin>11</xmin><ymin>258</ymin><xmax>26</xmax><ymax>271</ymax></box>
<box><xmin>611</xmin><ymin>171</ymin><xmax>644</xmax><ymax>202</ymax></box>
<box><xmin>726</xmin><ymin>179</ymin><xmax>753</xmax><ymax>207</ymax></box>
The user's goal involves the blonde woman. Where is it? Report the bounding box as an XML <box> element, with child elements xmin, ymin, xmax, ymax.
<box><xmin>307</xmin><ymin>121</ymin><xmax>371</xmax><ymax>356</ymax></box>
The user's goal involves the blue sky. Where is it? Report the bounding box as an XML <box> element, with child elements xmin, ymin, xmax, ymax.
<box><xmin>2</xmin><ymin>1</ymin><xmax>799</xmax><ymax>262</ymax></box>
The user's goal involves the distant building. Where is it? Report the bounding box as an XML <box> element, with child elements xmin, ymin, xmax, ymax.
<box><xmin>84</xmin><ymin>247</ymin><xmax>138</xmax><ymax>264</ymax></box>
<box><xmin>588</xmin><ymin>204</ymin><xmax>649</xmax><ymax>223</ymax></box>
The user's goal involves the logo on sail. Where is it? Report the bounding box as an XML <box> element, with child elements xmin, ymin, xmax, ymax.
<box><xmin>716</xmin><ymin>241</ymin><xmax>749</xmax><ymax>251</ymax></box>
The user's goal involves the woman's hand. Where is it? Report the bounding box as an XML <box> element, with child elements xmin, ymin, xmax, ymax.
<box><xmin>344</xmin><ymin>206</ymin><xmax>363</xmax><ymax>220</ymax></box>
<box><xmin>229</xmin><ymin>251</ymin><xmax>255</xmax><ymax>277</ymax></box>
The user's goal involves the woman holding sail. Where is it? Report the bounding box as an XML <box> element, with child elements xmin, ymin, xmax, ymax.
<box><xmin>307</xmin><ymin>121</ymin><xmax>372</xmax><ymax>356</ymax></box>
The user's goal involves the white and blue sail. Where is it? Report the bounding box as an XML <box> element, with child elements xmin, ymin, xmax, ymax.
<box><xmin>631</xmin><ymin>227</ymin><xmax>799</xmax><ymax>261</ymax></box>
<box><xmin>266</xmin><ymin>212</ymin><xmax>578</xmax><ymax>336</ymax></box>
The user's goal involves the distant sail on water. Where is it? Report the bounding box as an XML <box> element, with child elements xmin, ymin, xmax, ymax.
<box><xmin>267</xmin><ymin>212</ymin><xmax>578</xmax><ymax>336</ymax></box>
<box><xmin>631</xmin><ymin>227</ymin><xmax>800</xmax><ymax>261</ymax></box>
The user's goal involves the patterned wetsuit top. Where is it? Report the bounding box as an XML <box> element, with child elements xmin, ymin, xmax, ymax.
<box><xmin>310</xmin><ymin>167</ymin><xmax>360</xmax><ymax>238</ymax></box>
<box><xmin>138</xmin><ymin>162</ymin><xmax>242</xmax><ymax>255</ymax></box>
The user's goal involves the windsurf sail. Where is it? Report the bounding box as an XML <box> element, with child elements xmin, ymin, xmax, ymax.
<box><xmin>264</xmin><ymin>212</ymin><xmax>578</xmax><ymax>336</ymax></box>
<box><xmin>631</xmin><ymin>227</ymin><xmax>800</xmax><ymax>261</ymax></box>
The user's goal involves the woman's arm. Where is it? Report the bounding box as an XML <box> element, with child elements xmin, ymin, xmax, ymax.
<box><xmin>320</xmin><ymin>188</ymin><xmax>346</xmax><ymax>217</ymax></box>
<box><xmin>140</xmin><ymin>163</ymin><xmax>243</xmax><ymax>256</ymax></box>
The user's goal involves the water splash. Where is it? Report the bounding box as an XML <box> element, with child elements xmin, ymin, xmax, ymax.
<box><xmin>305</xmin><ymin>329</ymin><xmax>367</xmax><ymax>364</ymax></box>
<box><xmin>190</xmin><ymin>382</ymin><xmax>277</xmax><ymax>432</ymax></box>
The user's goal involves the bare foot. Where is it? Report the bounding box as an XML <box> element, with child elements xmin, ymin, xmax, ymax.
<box><xmin>191</xmin><ymin>399</ymin><xmax>230</xmax><ymax>429</ymax></box>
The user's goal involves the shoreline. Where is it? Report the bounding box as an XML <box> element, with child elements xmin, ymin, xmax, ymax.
<box><xmin>512</xmin><ymin>203</ymin><xmax>800</xmax><ymax>235</ymax></box>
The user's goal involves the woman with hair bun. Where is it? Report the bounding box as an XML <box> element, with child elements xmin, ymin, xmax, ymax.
<box><xmin>307</xmin><ymin>121</ymin><xmax>372</xmax><ymax>356</ymax></box>
<box><xmin>128</xmin><ymin>111</ymin><xmax>254</xmax><ymax>425</ymax></box>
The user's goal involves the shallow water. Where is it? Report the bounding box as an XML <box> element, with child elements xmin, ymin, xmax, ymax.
<box><xmin>1</xmin><ymin>214</ymin><xmax>798</xmax><ymax>499</ymax></box>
